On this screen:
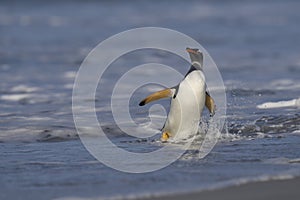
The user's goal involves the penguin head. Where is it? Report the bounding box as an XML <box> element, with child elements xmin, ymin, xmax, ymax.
<box><xmin>186</xmin><ymin>47</ymin><xmax>203</xmax><ymax>69</ymax></box>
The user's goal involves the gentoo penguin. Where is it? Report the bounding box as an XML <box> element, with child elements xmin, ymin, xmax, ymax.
<box><xmin>139</xmin><ymin>48</ymin><xmax>215</xmax><ymax>141</ymax></box>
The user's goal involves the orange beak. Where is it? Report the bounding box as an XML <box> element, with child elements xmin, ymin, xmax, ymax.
<box><xmin>186</xmin><ymin>48</ymin><xmax>198</xmax><ymax>55</ymax></box>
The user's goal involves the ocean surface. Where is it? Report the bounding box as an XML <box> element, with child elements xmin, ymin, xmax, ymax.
<box><xmin>1</xmin><ymin>0</ymin><xmax>300</xmax><ymax>199</ymax></box>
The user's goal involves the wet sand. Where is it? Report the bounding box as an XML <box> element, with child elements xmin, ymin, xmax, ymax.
<box><xmin>138</xmin><ymin>177</ymin><xmax>300</xmax><ymax>200</ymax></box>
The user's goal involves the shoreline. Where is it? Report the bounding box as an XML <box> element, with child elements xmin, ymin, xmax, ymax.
<box><xmin>136</xmin><ymin>177</ymin><xmax>300</xmax><ymax>200</ymax></box>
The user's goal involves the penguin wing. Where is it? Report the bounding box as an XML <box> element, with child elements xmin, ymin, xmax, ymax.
<box><xmin>205</xmin><ymin>92</ymin><xmax>216</xmax><ymax>116</ymax></box>
<box><xmin>139</xmin><ymin>88</ymin><xmax>173</xmax><ymax>106</ymax></box>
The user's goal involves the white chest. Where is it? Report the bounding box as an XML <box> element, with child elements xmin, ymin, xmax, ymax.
<box><xmin>163</xmin><ymin>70</ymin><xmax>206</xmax><ymax>140</ymax></box>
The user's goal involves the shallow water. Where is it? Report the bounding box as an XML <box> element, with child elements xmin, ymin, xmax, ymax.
<box><xmin>1</xmin><ymin>0</ymin><xmax>300</xmax><ymax>199</ymax></box>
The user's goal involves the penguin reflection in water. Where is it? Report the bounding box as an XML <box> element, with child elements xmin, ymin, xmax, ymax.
<box><xmin>139</xmin><ymin>48</ymin><xmax>215</xmax><ymax>142</ymax></box>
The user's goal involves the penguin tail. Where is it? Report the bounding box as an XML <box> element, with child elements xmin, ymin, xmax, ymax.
<box><xmin>139</xmin><ymin>88</ymin><xmax>172</xmax><ymax>106</ymax></box>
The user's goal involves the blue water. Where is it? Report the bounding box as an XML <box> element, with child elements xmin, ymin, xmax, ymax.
<box><xmin>1</xmin><ymin>0</ymin><xmax>300</xmax><ymax>199</ymax></box>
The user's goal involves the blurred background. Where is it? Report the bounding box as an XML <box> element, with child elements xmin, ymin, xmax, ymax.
<box><xmin>0</xmin><ymin>0</ymin><xmax>300</xmax><ymax>199</ymax></box>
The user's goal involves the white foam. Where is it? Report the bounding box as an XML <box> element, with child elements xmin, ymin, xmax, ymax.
<box><xmin>292</xmin><ymin>130</ymin><xmax>300</xmax><ymax>134</ymax></box>
<box><xmin>0</xmin><ymin>128</ymin><xmax>41</xmax><ymax>142</ymax></box>
<box><xmin>0</xmin><ymin>94</ymin><xmax>31</xmax><ymax>101</ymax></box>
<box><xmin>0</xmin><ymin>85</ymin><xmax>40</xmax><ymax>101</ymax></box>
<box><xmin>64</xmin><ymin>71</ymin><xmax>77</xmax><ymax>79</ymax></box>
<box><xmin>257</xmin><ymin>98</ymin><xmax>300</xmax><ymax>109</ymax></box>
<box><xmin>11</xmin><ymin>85</ymin><xmax>39</xmax><ymax>93</ymax></box>
<box><xmin>264</xmin><ymin>157</ymin><xmax>291</xmax><ymax>164</ymax></box>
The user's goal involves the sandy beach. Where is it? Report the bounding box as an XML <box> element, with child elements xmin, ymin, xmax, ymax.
<box><xmin>138</xmin><ymin>177</ymin><xmax>300</xmax><ymax>200</ymax></box>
